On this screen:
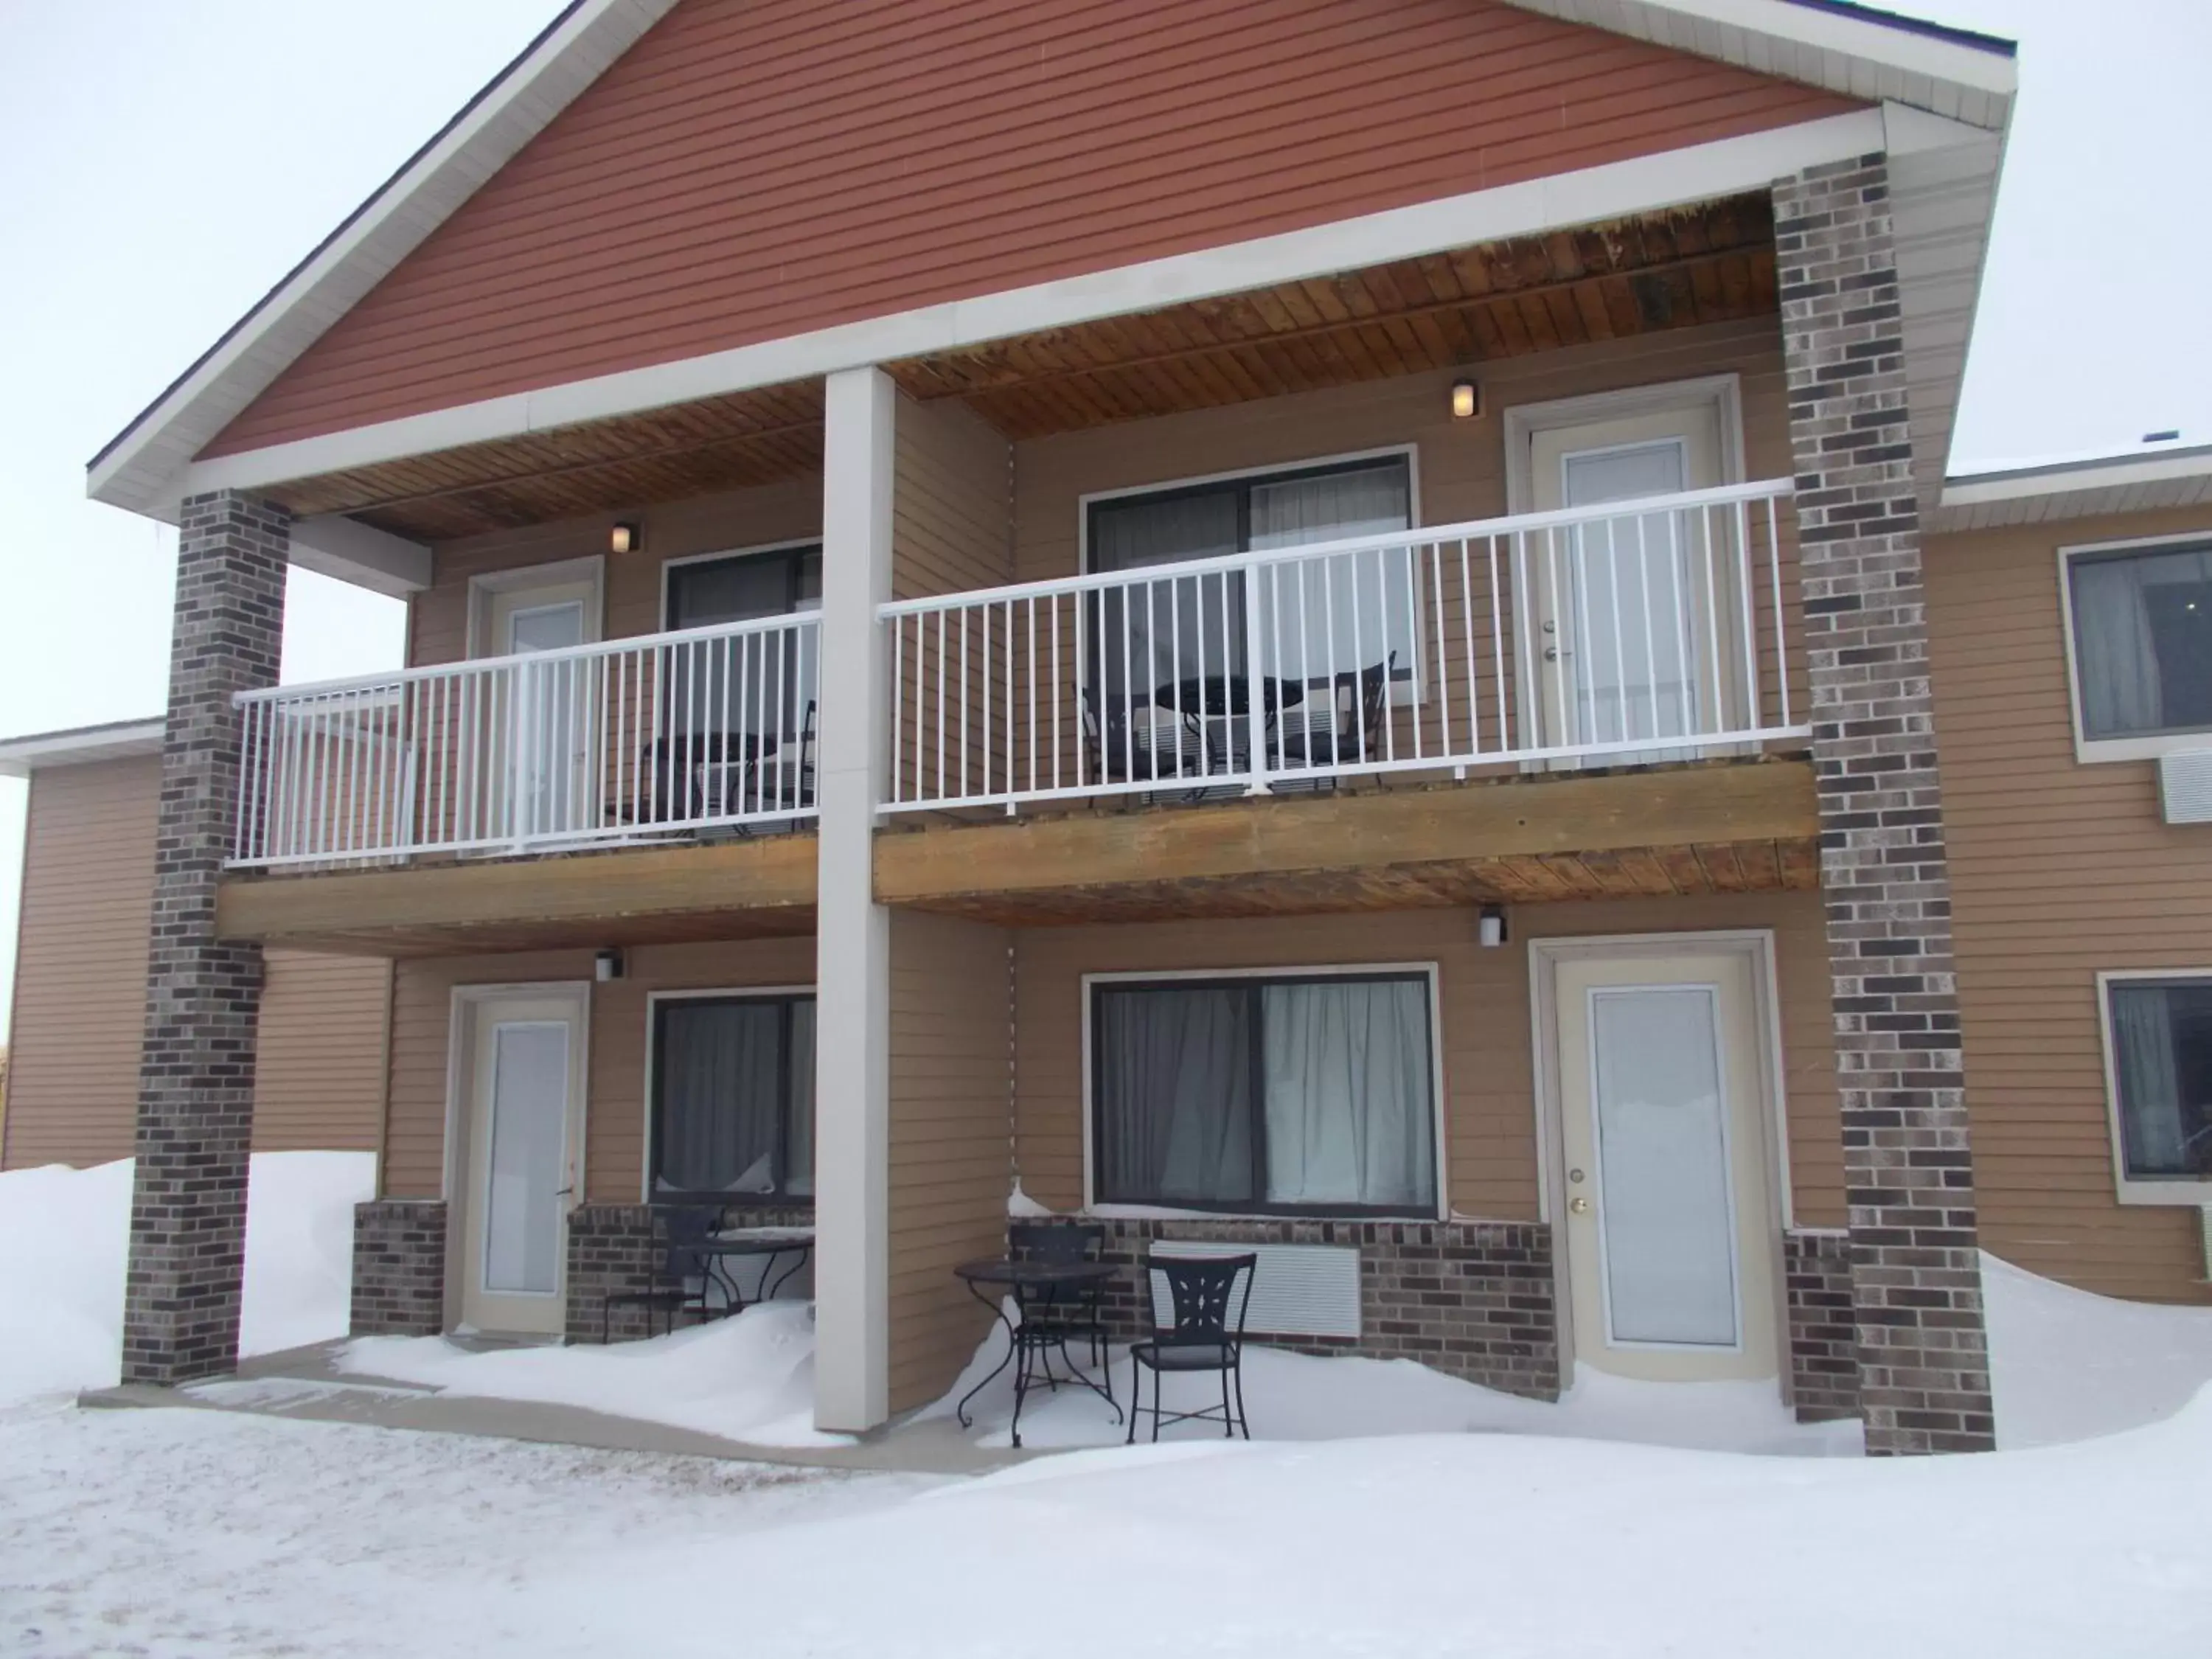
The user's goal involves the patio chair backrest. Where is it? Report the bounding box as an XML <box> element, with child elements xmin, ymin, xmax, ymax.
<box><xmin>655</xmin><ymin>1204</ymin><xmax>721</xmax><ymax>1286</ymax></box>
<box><xmin>1150</xmin><ymin>1251</ymin><xmax>1256</xmax><ymax>1344</ymax></box>
<box><xmin>1009</xmin><ymin>1221</ymin><xmax>1105</xmax><ymax>1268</ymax></box>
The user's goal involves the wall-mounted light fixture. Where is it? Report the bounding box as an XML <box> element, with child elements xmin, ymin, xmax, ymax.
<box><xmin>594</xmin><ymin>947</ymin><xmax>626</xmax><ymax>982</ymax></box>
<box><xmin>610</xmin><ymin>521</ymin><xmax>641</xmax><ymax>555</ymax></box>
<box><xmin>1450</xmin><ymin>378</ymin><xmax>1482</xmax><ymax>420</ymax></box>
<box><xmin>1477</xmin><ymin>904</ymin><xmax>1509</xmax><ymax>949</ymax></box>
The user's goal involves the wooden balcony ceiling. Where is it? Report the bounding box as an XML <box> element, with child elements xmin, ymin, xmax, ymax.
<box><xmin>261</xmin><ymin>380</ymin><xmax>827</xmax><ymax>543</ymax></box>
<box><xmin>873</xmin><ymin>759</ymin><xmax>1817</xmax><ymax>927</ymax></box>
<box><xmin>887</xmin><ymin>192</ymin><xmax>1775</xmax><ymax>442</ymax></box>
<box><xmin>253</xmin><ymin>195</ymin><xmax>1771</xmax><ymax>542</ymax></box>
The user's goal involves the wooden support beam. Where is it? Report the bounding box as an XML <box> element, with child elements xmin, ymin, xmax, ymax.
<box><xmin>872</xmin><ymin>762</ymin><xmax>1817</xmax><ymax>908</ymax></box>
<box><xmin>217</xmin><ymin>834</ymin><xmax>818</xmax><ymax>954</ymax></box>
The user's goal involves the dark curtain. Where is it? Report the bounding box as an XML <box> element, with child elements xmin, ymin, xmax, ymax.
<box><xmin>655</xmin><ymin>1000</ymin><xmax>783</xmax><ymax>1194</ymax></box>
<box><xmin>1094</xmin><ymin>987</ymin><xmax>1253</xmax><ymax>1205</ymax></box>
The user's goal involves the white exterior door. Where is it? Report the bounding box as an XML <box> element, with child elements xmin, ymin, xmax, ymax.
<box><xmin>458</xmin><ymin>990</ymin><xmax>588</xmax><ymax>1335</ymax></box>
<box><xmin>485</xmin><ymin>582</ymin><xmax>593</xmax><ymax>841</ymax></box>
<box><xmin>1553</xmin><ymin>948</ymin><xmax>1779</xmax><ymax>1382</ymax></box>
<box><xmin>1526</xmin><ymin>404</ymin><xmax>1734</xmax><ymax>762</ymax></box>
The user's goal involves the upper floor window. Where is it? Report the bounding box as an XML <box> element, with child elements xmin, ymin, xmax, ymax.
<box><xmin>2065</xmin><ymin>539</ymin><xmax>2212</xmax><ymax>751</ymax></box>
<box><xmin>2104</xmin><ymin>975</ymin><xmax>2212</xmax><ymax>1195</ymax></box>
<box><xmin>1088</xmin><ymin>969</ymin><xmax>1438</xmax><ymax>1217</ymax></box>
<box><xmin>664</xmin><ymin>542</ymin><xmax>821</xmax><ymax>630</ymax></box>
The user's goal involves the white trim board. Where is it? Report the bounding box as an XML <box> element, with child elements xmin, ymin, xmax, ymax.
<box><xmin>0</xmin><ymin>718</ymin><xmax>165</xmax><ymax>777</ymax></box>
<box><xmin>128</xmin><ymin>108</ymin><xmax>1906</xmax><ymax>521</ymax></box>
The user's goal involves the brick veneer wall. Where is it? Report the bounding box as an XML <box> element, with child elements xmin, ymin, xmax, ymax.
<box><xmin>1784</xmin><ymin>1229</ymin><xmax>1859</xmax><ymax>1422</ymax></box>
<box><xmin>566</xmin><ymin>1203</ymin><xmax>815</xmax><ymax>1343</ymax></box>
<box><xmin>350</xmin><ymin>1200</ymin><xmax>448</xmax><ymax>1336</ymax></box>
<box><xmin>122</xmin><ymin>491</ymin><xmax>288</xmax><ymax>1386</ymax></box>
<box><xmin>1058</xmin><ymin>1218</ymin><xmax>1560</xmax><ymax>1400</ymax></box>
<box><xmin>1775</xmin><ymin>154</ymin><xmax>1994</xmax><ymax>1454</ymax></box>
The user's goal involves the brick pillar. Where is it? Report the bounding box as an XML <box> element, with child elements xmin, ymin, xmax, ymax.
<box><xmin>1774</xmin><ymin>155</ymin><xmax>1994</xmax><ymax>1454</ymax></box>
<box><xmin>122</xmin><ymin>491</ymin><xmax>288</xmax><ymax>1386</ymax></box>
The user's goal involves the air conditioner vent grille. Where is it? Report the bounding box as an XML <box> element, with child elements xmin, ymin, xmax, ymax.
<box><xmin>2158</xmin><ymin>749</ymin><xmax>2212</xmax><ymax>824</ymax></box>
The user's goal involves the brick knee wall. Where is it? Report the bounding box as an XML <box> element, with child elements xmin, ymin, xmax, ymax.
<box><xmin>1775</xmin><ymin>153</ymin><xmax>1994</xmax><ymax>1454</ymax></box>
<box><xmin>122</xmin><ymin>491</ymin><xmax>288</xmax><ymax>1387</ymax></box>
<box><xmin>1051</xmin><ymin>1218</ymin><xmax>1560</xmax><ymax>1400</ymax></box>
<box><xmin>1784</xmin><ymin>1230</ymin><xmax>1859</xmax><ymax>1422</ymax></box>
<box><xmin>566</xmin><ymin>1203</ymin><xmax>814</xmax><ymax>1343</ymax></box>
<box><xmin>350</xmin><ymin>1201</ymin><xmax>448</xmax><ymax>1337</ymax></box>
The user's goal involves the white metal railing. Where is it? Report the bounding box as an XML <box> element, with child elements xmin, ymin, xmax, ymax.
<box><xmin>880</xmin><ymin>479</ymin><xmax>1804</xmax><ymax>813</ymax></box>
<box><xmin>230</xmin><ymin>613</ymin><xmax>819</xmax><ymax>868</ymax></box>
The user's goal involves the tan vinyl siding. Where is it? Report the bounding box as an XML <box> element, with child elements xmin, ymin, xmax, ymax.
<box><xmin>204</xmin><ymin>0</ymin><xmax>1854</xmax><ymax>456</ymax></box>
<box><xmin>1013</xmin><ymin>891</ymin><xmax>1840</xmax><ymax>1225</ymax></box>
<box><xmin>408</xmin><ymin>477</ymin><xmax>821</xmax><ymax>669</ymax></box>
<box><xmin>887</xmin><ymin>911</ymin><xmax>1013</xmax><ymax>1413</ymax></box>
<box><xmin>380</xmin><ymin>936</ymin><xmax>815</xmax><ymax>1200</ymax></box>
<box><xmin>894</xmin><ymin>394</ymin><xmax>1012</xmax><ymax>601</ymax></box>
<box><xmin>251</xmin><ymin>951</ymin><xmax>392</xmax><ymax>1153</ymax></box>
<box><xmin>1</xmin><ymin>758</ymin><xmax>157</xmax><ymax>1169</ymax></box>
<box><xmin>1927</xmin><ymin>507</ymin><xmax>2212</xmax><ymax>1302</ymax></box>
<box><xmin>4</xmin><ymin>759</ymin><xmax>392</xmax><ymax>1169</ymax></box>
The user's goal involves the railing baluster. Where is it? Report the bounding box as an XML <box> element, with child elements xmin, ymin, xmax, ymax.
<box><xmin>1768</xmin><ymin>495</ymin><xmax>1788</xmax><ymax>731</ymax></box>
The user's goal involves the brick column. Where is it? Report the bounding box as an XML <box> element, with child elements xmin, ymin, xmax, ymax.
<box><xmin>1774</xmin><ymin>154</ymin><xmax>1994</xmax><ymax>1454</ymax></box>
<box><xmin>122</xmin><ymin>491</ymin><xmax>288</xmax><ymax>1386</ymax></box>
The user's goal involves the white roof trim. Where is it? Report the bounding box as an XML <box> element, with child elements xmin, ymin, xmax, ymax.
<box><xmin>89</xmin><ymin>0</ymin><xmax>2013</xmax><ymax>526</ymax></box>
<box><xmin>88</xmin><ymin>0</ymin><xmax>679</xmax><ymax>520</ymax></box>
<box><xmin>1504</xmin><ymin>1</ymin><xmax>2014</xmax><ymax>125</ymax></box>
<box><xmin>1930</xmin><ymin>445</ymin><xmax>2212</xmax><ymax>533</ymax></box>
<box><xmin>0</xmin><ymin>720</ymin><xmax>166</xmax><ymax>778</ymax></box>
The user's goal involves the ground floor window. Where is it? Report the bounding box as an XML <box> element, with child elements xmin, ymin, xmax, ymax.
<box><xmin>650</xmin><ymin>992</ymin><xmax>815</xmax><ymax>1200</ymax></box>
<box><xmin>2106</xmin><ymin>976</ymin><xmax>2212</xmax><ymax>1180</ymax></box>
<box><xmin>1090</xmin><ymin>970</ymin><xmax>1437</xmax><ymax>1215</ymax></box>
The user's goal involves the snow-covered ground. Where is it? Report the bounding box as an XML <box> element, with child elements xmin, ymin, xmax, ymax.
<box><xmin>7</xmin><ymin>1155</ymin><xmax>2212</xmax><ymax>1653</ymax></box>
<box><xmin>0</xmin><ymin>1152</ymin><xmax>372</xmax><ymax>1405</ymax></box>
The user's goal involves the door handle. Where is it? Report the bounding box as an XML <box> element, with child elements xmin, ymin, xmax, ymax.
<box><xmin>1568</xmin><ymin>1195</ymin><xmax>1592</xmax><ymax>1215</ymax></box>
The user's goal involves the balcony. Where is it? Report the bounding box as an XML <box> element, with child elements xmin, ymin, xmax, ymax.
<box><xmin>229</xmin><ymin>611</ymin><xmax>820</xmax><ymax>869</ymax></box>
<box><xmin>881</xmin><ymin>479</ymin><xmax>1805</xmax><ymax>816</ymax></box>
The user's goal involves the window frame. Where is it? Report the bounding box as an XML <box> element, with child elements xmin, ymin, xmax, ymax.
<box><xmin>1079</xmin><ymin>962</ymin><xmax>1447</xmax><ymax>1220</ymax></box>
<box><xmin>659</xmin><ymin>538</ymin><xmax>824</xmax><ymax>633</ymax></box>
<box><xmin>2058</xmin><ymin>530</ymin><xmax>2212</xmax><ymax>763</ymax></box>
<box><xmin>642</xmin><ymin>985</ymin><xmax>817</xmax><ymax>1206</ymax></box>
<box><xmin>2097</xmin><ymin>968</ymin><xmax>2212</xmax><ymax>1204</ymax></box>
<box><xmin>1077</xmin><ymin>446</ymin><xmax>1423</xmax><ymax>704</ymax></box>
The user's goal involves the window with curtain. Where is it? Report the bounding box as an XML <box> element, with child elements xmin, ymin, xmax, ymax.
<box><xmin>2107</xmin><ymin>978</ymin><xmax>2212</xmax><ymax>1180</ymax></box>
<box><xmin>1085</xmin><ymin>458</ymin><xmax>1414</xmax><ymax>701</ymax></box>
<box><xmin>2067</xmin><ymin>543</ymin><xmax>2212</xmax><ymax>742</ymax></box>
<box><xmin>662</xmin><ymin>545</ymin><xmax>822</xmax><ymax>742</ymax></box>
<box><xmin>651</xmin><ymin>994</ymin><xmax>815</xmax><ymax>1200</ymax></box>
<box><xmin>1091</xmin><ymin>972</ymin><xmax>1437</xmax><ymax>1214</ymax></box>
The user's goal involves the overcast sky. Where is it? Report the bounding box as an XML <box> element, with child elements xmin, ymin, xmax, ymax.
<box><xmin>1</xmin><ymin>0</ymin><xmax>2208</xmax><ymax>1038</ymax></box>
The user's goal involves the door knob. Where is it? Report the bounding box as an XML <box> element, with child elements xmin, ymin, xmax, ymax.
<box><xmin>1568</xmin><ymin>1195</ymin><xmax>1591</xmax><ymax>1215</ymax></box>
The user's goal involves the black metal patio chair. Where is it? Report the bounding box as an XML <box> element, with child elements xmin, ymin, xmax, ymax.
<box><xmin>1009</xmin><ymin>1221</ymin><xmax>1113</xmax><ymax>1375</ymax></box>
<box><xmin>1126</xmin><ymin>1250</ymin><xmax>1257</xmax><ymax>1442</ymax></box>
<box><xmin>598</xmin><ymin>1204</ymin><xmax>726</xmax><ymax>1343</ymax></box>
<box><xmin>1270</xmin><ymin>651</ymin><xmax>1397</xmax><ymax>773</ymax></box>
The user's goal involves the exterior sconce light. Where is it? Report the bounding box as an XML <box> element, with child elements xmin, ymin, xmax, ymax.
<box><xmin>1477</xmin><ymin>905</ymin><xmax>1509</xmax><ymax>949</ymax></box>
<box><xmin>610</xmin><ymin>521</ymin><xmax>641</xmax><ymax>555</ymax></box>
<box><xmin>1450</xmin><ymin>379</ymin><xmax>1481</xmax><ymax>420</ymax></box>
<box><xmin>594</xmin><ymin>948</ymin><xmax>626</xmax><ymax>982</ymax></box>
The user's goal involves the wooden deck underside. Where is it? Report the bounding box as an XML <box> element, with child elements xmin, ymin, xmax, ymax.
<box><xmin>217</xmin><ymin>761</ymin><xmax>1818</xmax><ymax>953</ymax></box>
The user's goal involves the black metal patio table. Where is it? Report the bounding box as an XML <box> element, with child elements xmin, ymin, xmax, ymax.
<box><xmin>952</xmin><ymin>1256</ymin><xmax>1121</xmax><ymax>1449</ymax></box>
<box><xmin>1152</xmin><ymin>675</ymin><xmax>1304</xmax><ymax>771</ymax></box>
<box><xmin>694</xmin><ymin>1225</ymin><xmax>815</xmax><ymax>1313</ymax></box>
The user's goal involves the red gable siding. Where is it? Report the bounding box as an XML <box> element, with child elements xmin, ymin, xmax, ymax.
<box><xmin>204</xmin><ymin>0</ymin><xmax>1857</xmax><ymax>457</ymax></box>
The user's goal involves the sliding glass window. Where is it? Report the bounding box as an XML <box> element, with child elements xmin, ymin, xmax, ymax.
<box><xmin>1090</xmin><ymin>971</ymin><xmax>1437</xmax><ymax>1215</ymax></box>
<box><xmin>650</xmin><ymin>994</ymin><xmax>815</xmax><ymax>1202</ymax></box>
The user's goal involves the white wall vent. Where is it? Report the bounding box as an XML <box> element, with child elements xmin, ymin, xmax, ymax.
<box><xmin>1147</xmin><ymin>1241</ymin><xmax>1362</xmax><ymax>1340</ymax></box>
<box><xmin>2158</xmin><ymin>750</ymin><xmax>2212</xmax><ymax>824</ymax></box>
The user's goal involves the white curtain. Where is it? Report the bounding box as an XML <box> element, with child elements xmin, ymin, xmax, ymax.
<box><xmin>1251</xmin><ymin>465</ymin><xmax>1412</xmax><ymax>692</ymax></box>
<box><xmin>2112</xmin><ymin>984</ymin><xmax>2186</xmax><ymax>1176</ymax></box>
<box><xmin>1260</xmin><ymin>981</ymin><xmax>1434</xmax><ymax>1208</ymax></box>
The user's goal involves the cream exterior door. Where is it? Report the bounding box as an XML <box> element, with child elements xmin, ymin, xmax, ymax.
<box><xmin>458</xmin><ymin>990</ymin><xmax>588</xmax><ymax>1335</ymax></box>
<box><xmin>1554</xmin><ymin>949</ymin><xmax>1778</xmax><ymax>1382</ymax></box>
<box><xmin>484</xmin><ymin>582</ymin><xmax>595</xmax><ymax>841</ymax></box>
<box><xmin>1525</xmin><ymin>404</ymin><xmax>1733</xmax><ymax>762</ymax></box>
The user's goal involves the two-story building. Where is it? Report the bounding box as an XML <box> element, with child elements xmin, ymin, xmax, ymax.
<box><xmin>42</xmin><ymin>0</ymin><xmax>2212</xmax><ymax>1457</ymax></box>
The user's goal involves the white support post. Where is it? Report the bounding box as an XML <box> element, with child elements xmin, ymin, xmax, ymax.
<box><xmin>813</xmin><ymin>365</ymin><xmax>894</xmax><ymax>1433</ymax></box>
